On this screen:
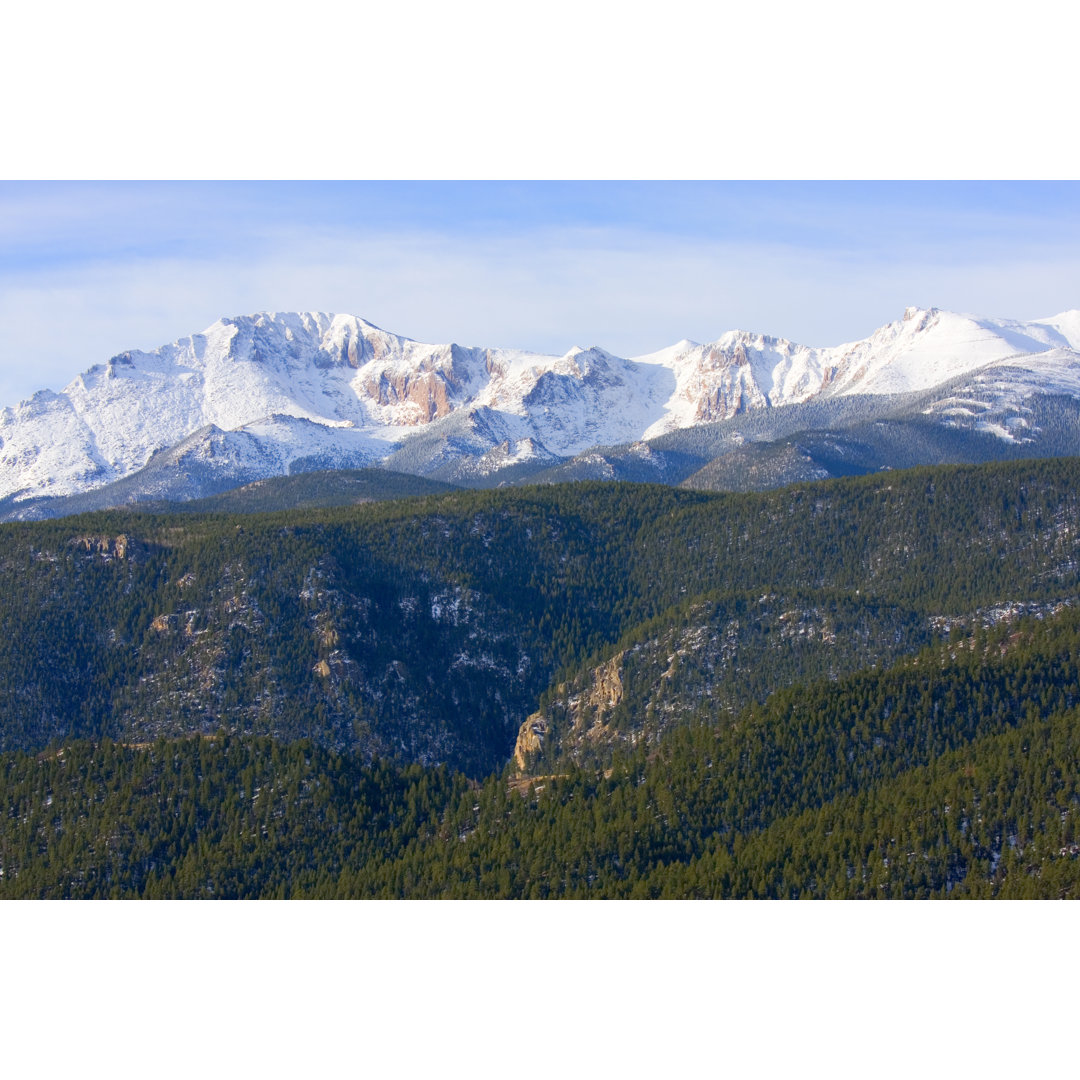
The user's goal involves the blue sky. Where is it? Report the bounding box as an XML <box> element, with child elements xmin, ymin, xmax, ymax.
<box><xmin>2</xmin><ymin>180</ymin><xmax>1079</xmax><ymax>407</ymax></box>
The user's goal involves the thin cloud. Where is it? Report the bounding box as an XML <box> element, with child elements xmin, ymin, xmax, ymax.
<box><xmin>3</xmin><ymin>215</ymin><xmax>1079</xmax><ymax>409</ymax></box>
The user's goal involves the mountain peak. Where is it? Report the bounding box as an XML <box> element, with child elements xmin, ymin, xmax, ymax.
<box><xmin>5</xmin><ymin>305</ymin><xmax>1080</xmax><ymax>509</ymax></box>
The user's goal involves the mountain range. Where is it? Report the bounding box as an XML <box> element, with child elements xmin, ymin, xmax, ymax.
<box><xmin>2</xmin><ymin>305</ymin><xmax>1080</xmax><ymax>517</ymax></box>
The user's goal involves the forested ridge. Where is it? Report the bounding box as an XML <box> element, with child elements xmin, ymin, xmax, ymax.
<box><xmin>3</xmin><ymin>457</ymin><xmax>1080</xmax><ymax>897</ymax></box>
<box><xmin>4</xmin><ymin>610</ymin><xmax>1080</xmax><ymax>898</ymax></box>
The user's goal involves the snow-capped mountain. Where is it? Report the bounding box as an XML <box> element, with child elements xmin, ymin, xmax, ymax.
<box><xmin>2</xmin><ymin>306</ymin><xmax>1079</xmax><ymax>509</ymax></box>
<box><xmin>631</xmin><ymin>306</ymin><xmax>1080</xmax><ymax>432</ymax></box>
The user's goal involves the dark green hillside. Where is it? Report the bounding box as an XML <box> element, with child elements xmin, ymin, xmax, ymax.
<box><xmin>513</xmin><ymin>589</ymin><xmax>937</xmax><ymax>774</ymax></box>
<box><xmin>632</xmin><ymin>457</ymin><xmax>1080</xmax><ymax>613</ymax></box>
<box><xmin>0</xmin><ymin>485</ymin><xmax>700</xmax><ymax>775</ymax></box>
<box><xmin>5</xmin><ymin>607</ymin><xmax>1080</xmax><ymax>898</ymax></box>
<box><xmin>651</xmin><ymin>706</ymin><xmax>1080</xmax><ymax>899</ymax></box>
<box><xmin>2</xmin><ymin>458</ymin><xmax>1080</xmax><ymax>779</ymax></box>
<box><xmin>0</xmin><ymin>736</ymin><xmax>466</xmax><ymax>900</ymax></box>
<box><xmin>365</xmin><ymin>609</ymin><xmax>1080</xmax><ymax>899</ymax></box>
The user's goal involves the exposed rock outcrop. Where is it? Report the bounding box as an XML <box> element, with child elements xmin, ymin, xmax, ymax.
<box><xmin>513</xmin><ymin>651</ymin><xmax>625</xmax><ymax>772</ymax></box>
<box><xmin>71</xmin><ymin>534</ymin><xmax>132</xmax><ymax>559</ymax></box>
<box><xmin>513</xmin><ymin>713</ymin><xmax>547</xmax><ymax>771</ymax></box>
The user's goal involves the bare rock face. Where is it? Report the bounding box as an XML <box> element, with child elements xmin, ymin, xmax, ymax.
<box><xmin>407</xmin><ymin>372</ymin><xmax>453</xmax><ymax>422</ymax></box>
<box><xmin>71</xmin><ymin>534</ymin><xmax>132</xmax><ymax>559</ymax></box>
<box><xmin>513</xmin><ymin>713</ymin><xmax>547</xmax><ymax>771</ymax></box>
<box><xmin>513</xmin><ymin>651</ymin><xmax>625</xmax><ymax>772</ymax></box>
<box><xmin>572</xmin><ymin>652</ymin><xmax>625</xmax><ymax>733</ymax></box>
<box><xmin>359</xmin><ymin>370</ymin><xmax>455</xmax><ymax>424</ymax></box>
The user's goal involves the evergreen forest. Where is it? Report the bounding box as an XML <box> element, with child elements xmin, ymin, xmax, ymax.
<box><xmin>3</xmin><ymin>457</ymin><xmax>1080</xmax><ymax>898</ymax></box>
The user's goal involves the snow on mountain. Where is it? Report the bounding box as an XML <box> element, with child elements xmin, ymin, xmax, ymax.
<box><xmin>1</xmin><ymin>306</ymin><xmax>1078</xmax><ymax>504</ymax></box>
<box><xmin>819</xmin><ymin>307</ymin><xmax>1080</xmax><ymax>396</ymax></box>
<box><xmin>0</xmin><ymin>312</ymin><xmax>489</xmax><ymax>501</ymax></box>
<box><xmin>918</xmin><ymin>346</ymin><xmax>1080</xmax><ymax>443</ymax></box>
<box><xmin>633</xmin><ymin>307</ymin><xmax>1080</xmax><ymax>440</ymax></box>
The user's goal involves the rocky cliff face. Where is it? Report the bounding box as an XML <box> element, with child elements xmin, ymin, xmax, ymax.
<box><xmin>513</xmin><ymin>713</ymin><xmax>546</xmax><ymax>771</ymax></box>
<box><xmin>70</xmin><ymin>534</ymin><xmax>134</xmax><ymax>560</ymax></box>
<box><xmin>513</xmin><ymin>652</ymin><xmax>627</xmax><ymax>771</ymax></box>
